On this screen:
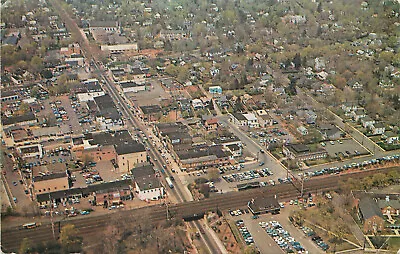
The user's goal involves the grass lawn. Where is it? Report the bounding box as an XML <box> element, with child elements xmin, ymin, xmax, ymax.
<box><xmin>387</xmin><ymin>237</ymin><xmax>400</xmax><ymax>252</ymax></box>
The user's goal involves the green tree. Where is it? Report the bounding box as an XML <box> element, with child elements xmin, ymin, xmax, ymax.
<box><xmin>30</xmin><ymin>56</ymin><xmax>44</xmax><ymax>74</ymax></box>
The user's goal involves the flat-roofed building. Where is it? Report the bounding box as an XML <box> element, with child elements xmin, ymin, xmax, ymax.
<box><xmin>115</xmin><ymin>142</ymin><xmax>147</xmax><ymax>173</ymax></box>
<box><xmin>18</xmin><ymin>144</ymin><xmax>43</xmax><ymax>158</ymax></box>
<box><xmin>283</xmin><ymin>144</ymin><xmax>327</xmax><ymax>161</ymax></box>
<box><xmin>119</xmin><ymin>81</ymin><xmax>146</xmax><ymax>93</ymax></box>
<box><xmin>131</xmin><ymin>163</ymin><xmax>164</xmax><ymax>201</ymax></box>
<box><xmin>101</xmin><ymin>43</ymin><xmax>138</xmax><ymax>54</ymax></box>
<box><xmin>33</xmin><ymin>172</ymin><xmax>69</xmax><ymax>195</ymax></box>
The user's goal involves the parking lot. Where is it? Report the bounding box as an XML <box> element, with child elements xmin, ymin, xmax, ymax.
<box><xmin>322</xmin><ymin>138</ymin><xmax>369</xmax><ymax>158</ymax></box>
<box><xmin>35</xmin><ymin>95</ymin><xmax>96</xmax><ymax>137</ymax></box>
<box><xmin>229</xmin><ymin>206</ymin><xmax>324</xmax><ymax>254</ymax></box>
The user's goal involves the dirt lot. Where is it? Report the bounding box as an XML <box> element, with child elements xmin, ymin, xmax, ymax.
<box><xmin>208</xmin><ymin>214</ymin><xmax>242</xmax><ymax>253</ymax></box>
<box><xmin>126</xmin><ymin>79</ymin><xmax>169</xmax><ymax>106</ymax></box>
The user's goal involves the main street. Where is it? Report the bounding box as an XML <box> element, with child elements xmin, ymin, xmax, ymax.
<box><xmin>47</xmin><ymin>0</ymin><xmax>225</xmax><ymax>252</ymax></box>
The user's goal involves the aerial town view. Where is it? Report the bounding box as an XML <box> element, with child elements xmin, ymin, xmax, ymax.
<box><xmin>1</xmin><ymin>0</ymin><xmax>400</xmax><ymax>253</ymax></box>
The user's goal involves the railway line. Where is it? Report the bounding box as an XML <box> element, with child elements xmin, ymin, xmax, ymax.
<box><xmin>2</xmin><ymin>166</ymin><xmax>398</xmax><ymax>252</ymax></box>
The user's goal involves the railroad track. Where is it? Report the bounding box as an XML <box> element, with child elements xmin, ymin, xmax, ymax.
<box><xmin>1</xmin><ymin>166</ymin><xmax>398</xmax><ymax>252</ymax></box>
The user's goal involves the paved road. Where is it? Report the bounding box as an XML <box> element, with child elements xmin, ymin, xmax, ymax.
<box><xmin>217</xmin><ymin>116</ymin><xmax>290</xmax><ymax>178</ymax></box>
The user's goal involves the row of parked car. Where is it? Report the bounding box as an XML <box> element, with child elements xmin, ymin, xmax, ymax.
<box><xmin>309</xmin><ymin>154</ymin><xmax>400</xmax><ymax>178</ymax></box>
<box><xmin>222</xmin><ymin>168</ymin><xmax>274</xmax><ymax>183</ymax></box>
<box><xmin>300</xmin><ymin>226</ymin><xmax>329</xmax><ymax>251</ymax></box>
<box><xmin>50</xmin><ymin>101</ymin><xmax>70</xmax><ymax>122</ymax></box>
<box><xmin>260</xmin><ymin>221</ymin><xmax>307</xmax><ymax>253</ymax></box>
<box><xmin>236</xmin><ymin>220</ymin><xmax>254</xmax><ymax>245</ymax></box>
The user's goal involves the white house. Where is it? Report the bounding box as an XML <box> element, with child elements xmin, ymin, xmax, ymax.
<box><xmin>361</xmin><ymin>116</ymin><xmax>376</xmax><ymax>128</ymax></box>
<box><xmin>383</xmin><ymin>131</ymin><xmax>399</xmax><ymax>144</ymax></box>
<box><xmin>352</xmin><ymin>109</ymin><xmax>367</xmax><ymax>122</ymax></box>
<box><xmin>341</xmin><ymin>102</ymin><xmax>359</xmax><ymax>113</ymax></box>
<box><xmin>192</xmin><ymin>99</ymin><xmax>204</xmax><ymax>110</ymax></box>
<box><xmin>243</xmin><ymin>113</ymin><xmax>260</xmax><ymax>128</ymax></box>
<box><xmin>370</xmin><ymin>123</ymin><xmax>385</xmax><ymax>135</ymax></box>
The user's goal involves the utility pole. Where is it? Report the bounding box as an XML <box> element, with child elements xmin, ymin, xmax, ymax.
<box><xmin>49</xmin><ymin>193</ymin><xmax>56</xmax><ymax>240</ymax></box>
<box><xmin>166</xmin><ymin>191</ymin><xmax>169</xmax><ymax>220</ymax></box>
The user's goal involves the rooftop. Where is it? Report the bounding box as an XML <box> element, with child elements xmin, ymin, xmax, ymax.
<box><xmin>88</xmin><ymin>130</ymin><xmax>133</xmax><ymax>146</ymax></box>
<box><xmin>140</xmin><ymin>105</ymin><xmax>162</xmax><ymax>115</ymax></box>
<box><xmin>114</xmin><ymin>141</ymin><xmax>145</xmax><ymax>155</ymax></box>
<box><xmin>1</xmin><ymin>112</ymin><xmax>36</xmax><ymax>126</ymax></box>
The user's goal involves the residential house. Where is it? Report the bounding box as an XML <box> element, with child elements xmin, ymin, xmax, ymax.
<box><xmin>357</xmin><ymin>196</ymin><xmax>385</xmax><ymax>233</ymax></box>
<box><xmin>216</xmin><ymin>95</ymin><xmax>229</xmax><ymax>109</ymax></box>
<box><xmin>305</xmin><ymin>110</ymin><xmax>317</xmax><ymax>124</ymax></box>
<box><xmin>131</xmin><ymin>163</ymin><xmax>164</xmax><ymax>201</ymax></box>
<box><xmin>297</xmin><ymin>126</ymin><xmax>308</xmax><ymax>136</ymax></box>
<box><xmin>283</xmin><ymin>144</ymin><xmax>327</xmax><ymax>161</ymax></box>
<box><xmin>351</xmin><ymin>109</ymin><xmax>367</xmax><ymax>122</ymax></box>
<box><xmin>209</xmin><ymin>86</ymin><xmax>222</xmax><ymax>95</ymax></box>
<box><xmin>204</xmin><ymin>118</ymin><xmax>218</xmax><ymax>131</ymax></box>
<box><xmin>361</xmin><ymin>116</ymin><xmax>375</xmax><ymax>128</ymax></box>
<box><xmin>319</xmin><ymin>124</ymin><xmax>343</xmax><ymax>140</ymax></box>
<box><xmin>115</xmin><ymin>142</ymin><xmax>147</xmax><ymax>173</ymax></box>
<box><xmin>383</xmin><ymin>131</ymin><xmax>399</xmax><ymax>144</ymax></box>
<box><xmin>60</xmin><ymin>43</ymin><xmax>81</xmax><ymax>57</ymax></box>
<box><xmin>378</xmin><ymin>196</ymin><xmax>400</xmax><ymax>216</ymax></box>
<box><xmin>370</xmin><ymin>123</ymin><xmax>385</xmax><ymax>135</ymax></box>
<box><xmin>256</xmin><ymin>110</ymin><xmax>273</xmax><ymax>127</ymax></box>
<box><xmin>159</xmin><ymin>30</ymin><xmax>188</xmax><ymax>40</ymax></box>
<box><xmin>192</xmin><ymin>99</ymin><xmax>204</xmax><ymax>110</ymax></box>
<box><xmin>129</xmin><ymin>67</ymin><xmax>146</xmax><ymax>81</ymax></box>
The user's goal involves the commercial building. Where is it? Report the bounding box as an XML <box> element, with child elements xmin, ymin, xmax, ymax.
<box><xmin>1</xmin><ymin>112</ymin><xmax>37</xmax><ymax>127</ymax></box>
<box><xmin>33</xmin><ymin>172</ymin><xmax>69</xmax><ymax>195</ymax></box>
<box><xmin>283</xmin><ymin>144</ymin><xmax>327</xmax><ymax>161</ymax></box>
<box><xmin>131</xmin><ymin>164</ymin><xmax>164</xmax><ymax>201</ymax></box>
<box><xmin>100</xmin><ymin>43</ymin><xmax>138</xmax><ymax>54</ymax></box>
<box><xmin>119</xmin><ymin>81</ymin><xmax>146</xmax><ymax>93</ymax></box>
<box><xmin>248</xmin><ymin>196</ymin><xmax>280</xmax><ymax>215</ymax></box>
<box><xmin>115</xmin><ymin>142</ymin><xmax>147</xmax><ymax>173</ymax></box>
